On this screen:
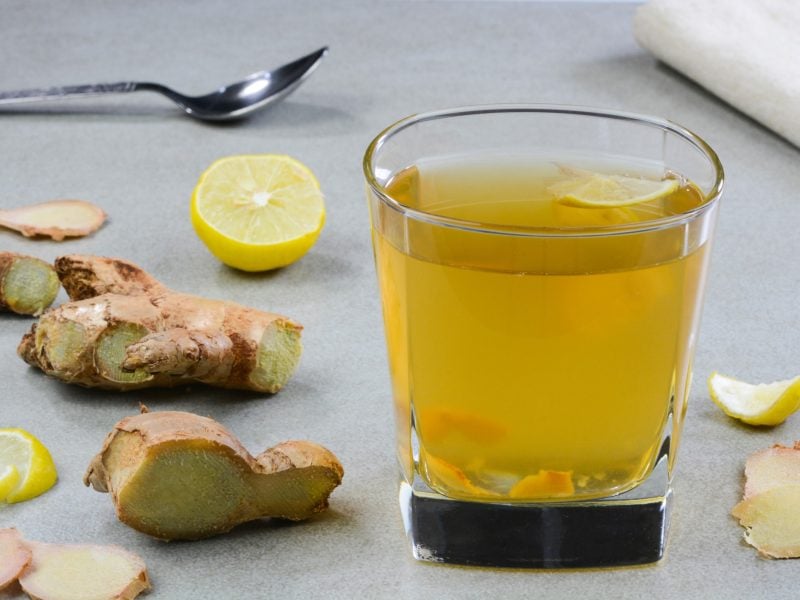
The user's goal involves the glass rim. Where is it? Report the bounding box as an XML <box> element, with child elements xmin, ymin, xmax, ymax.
<box><xmin>363</xmin><ymin>104</ymin><xmax>725</xmax><ymax>238</ymax></box>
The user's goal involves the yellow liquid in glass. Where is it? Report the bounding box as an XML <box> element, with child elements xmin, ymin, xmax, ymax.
<box><xmin>373</xmin><ymin>158</ymin><xmax>711</xmax><ymax>501</ymax></box>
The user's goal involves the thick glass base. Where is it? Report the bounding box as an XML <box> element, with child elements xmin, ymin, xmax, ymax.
<box><xmin>399</xmin><ymin>458</ymin><xmax>672</xmax><ymax>568</ymax></box>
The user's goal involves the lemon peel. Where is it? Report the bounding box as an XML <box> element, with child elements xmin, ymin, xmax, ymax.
<box><xmin>0</xmin><ymin>428</ymin><xmax>58</xmax><ymax>503</ymax></box>
<box><xmin>707</xmin><ymin>372</ymin><xmax>800</xmax><ymax>426</ymax></box>
<box><xmin>549</xmin><ymin>167</ymin><xmax>678</xmax><ymax>208</ymax></box>
<box><xmin>191</xmin><ymin>154</ymin><xmax>325</xmax><ymax>271</ymax></box>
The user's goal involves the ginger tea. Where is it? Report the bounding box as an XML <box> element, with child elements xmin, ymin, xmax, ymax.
<box><xmin>372</xmin><ymin>156</ymin><xmax>712</xmax><ymax>502</ymax></box>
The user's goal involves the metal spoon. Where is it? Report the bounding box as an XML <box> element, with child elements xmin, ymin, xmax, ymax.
<box><xmin>0</xmin><ymin>47</ymin><xmax>328</xmax><ymax>121</ymax></box>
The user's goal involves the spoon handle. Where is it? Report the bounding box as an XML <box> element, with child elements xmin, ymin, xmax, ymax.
<box><xmin>0</xmin><ymin>82</ymin><xmax>140</xmax><ymax>105</ymax></box>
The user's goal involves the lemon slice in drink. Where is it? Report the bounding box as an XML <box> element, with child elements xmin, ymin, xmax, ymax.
<box><xmin>0</xmin><ymin>428</ymin><xmax>58</xmax><ymax>503</ymax></box>
<box><xmin>191</xmin><ymin>155</ymin><xmax>325</xmax><ymax>271</ymax></box>
<box><xmin>549</xmin><ymin>168</ymin><xmax>679</xmax><ymax>208</ymax></box>
<box><xmin>708</xmin><ymin>372</ymin><xmax>800</xmax><ymax>426</ymax></box>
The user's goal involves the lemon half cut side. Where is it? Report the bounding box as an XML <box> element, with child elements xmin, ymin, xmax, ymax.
<box><xmin>191</xmin><ymin>154</ymin><xmax>325</xmax><ymax>271</ymax></box>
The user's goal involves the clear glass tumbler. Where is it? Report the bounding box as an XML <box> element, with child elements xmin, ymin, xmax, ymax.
<box><xmin>364</xmin><ymin>105</ymin><xmax>723</xmax><ymax>568</ymax></box>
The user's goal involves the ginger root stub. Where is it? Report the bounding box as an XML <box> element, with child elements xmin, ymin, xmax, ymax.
<box><xmin>0</xmin><ymin>252</ymin><xmax>59</xmax><ymax>316</ymax></box>
<box><xmin>85</xmin><ymin>411</ymin><xmax>344</xmax><ymax>541</ymax></box>
<box><xmin>18</xmin><ymin>255</ymin><xmax>302</xmax><ymax>393</ymax></box>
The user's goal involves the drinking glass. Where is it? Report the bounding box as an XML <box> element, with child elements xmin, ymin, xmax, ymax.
<box><xmin>364</xmin><ymin>105</ymin><xmax>723</xmax><ymax>567</ymax></box>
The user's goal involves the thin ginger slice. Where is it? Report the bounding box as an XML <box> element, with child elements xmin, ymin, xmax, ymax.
<box><xmin>0</xmin><ymin>200</ymin><xmax>106</xmax><ymax>240</ymax></box>
<box><xmin>18</xmin><ymin>540</ymin><xmax>150</xmax><ymax>600</ymax></box>
<box><xmin>0</xmin><ymin>528</ymin><xmax>31</xmax><ymax>591</ymax></box>
<box><xmin>732</xmin><ymin>442</ymin><xmax>800</xmax><ymax>558</ymax></box>
<box><xmin>509</xmin><ymin>470</ymin><xmax>575</xmax><ymax>499</ymax></box>
<box><xmin>732</xmin><ymin>484</ymin><xmax>800</xmax><ymax>559</ymax></box>
<box><xmin>742</xmin><ymin>442</ymin><xmax>800</xmax><ymax>499</ymax></box>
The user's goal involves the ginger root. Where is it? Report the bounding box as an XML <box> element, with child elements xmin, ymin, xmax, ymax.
<box><xmin>0</xmin><ymin>199</ymin><xmax>106</xmax><ymax>240</ymax></box>
<box><xmin>18</xmin><ymin>255</ymin><xmax>302</xmax><ymax>393</ymax></box>
<box><xmin>0</xmin><ymin>252</ymin><xmax>59</xmax><ymax>316</ymax></box>
<box><xmin>732</xmin><ymin>442</ymin><xmax>800</xmax><ymax>558</ymax></box>
<box><xmin>84</xmin><ymin>411</ymin><xmax>344</xmax><ymax>541</ymax></box>
<box><xmin>0</xmin><ymin>529</ymin><xmax>149</xmax><ymax>600</ymax></box>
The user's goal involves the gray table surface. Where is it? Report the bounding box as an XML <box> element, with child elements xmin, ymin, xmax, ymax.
<box><xmin>1</xmin><ymin>1</ymin><xmax>799</xmax><ymax>598</ymax></box>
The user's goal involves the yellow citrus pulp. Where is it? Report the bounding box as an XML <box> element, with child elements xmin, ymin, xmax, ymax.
<box><xmin>0</xmin><ymin>428</ymin><xmax>57</xmax><ymax>503</ymax></box>
<box><xmin>549</xmin><ymin>168</ymin><xmax>679</xmax><ymax>208</ymax></box>
<box><xmin>191</xmin><ymin>154</ymin><xmax>325</xmax><ymax>271</ymax></box>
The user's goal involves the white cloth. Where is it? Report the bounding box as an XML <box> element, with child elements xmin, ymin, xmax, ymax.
<box><xmin>634</xmin><ymin>0</ymin><xmax>800</xmax><ymax>148</ymax></box>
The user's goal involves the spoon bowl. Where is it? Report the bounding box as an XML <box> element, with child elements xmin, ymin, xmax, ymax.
<box><xmin>0</xmin><ymin>47</ymin><xmax>328</xmax><ymax>122</ymax></box>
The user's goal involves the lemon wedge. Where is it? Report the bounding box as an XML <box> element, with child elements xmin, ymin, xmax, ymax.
<box><xmin>708</xmin><ymin>372</ymin><xmax>800</xmax><ymax>426</ymax></box>
<box><xmin>191</xmin><ymin>154</ymin><xmax>325</xmax><ymax>271</ymax></box>
<box><xmin>549</xmin><ymin>168</ymin><xmax>679</xmax><ymax>208</ymax></box>
<box><xmin>0</xmin><ymin>428</ymin><xmax>58</xmax><ymax>503</ymax></box>
<box><xmin>0</xmin><ymin>465</ymin><xmax>20</xmax><ymax>501</ymax></box>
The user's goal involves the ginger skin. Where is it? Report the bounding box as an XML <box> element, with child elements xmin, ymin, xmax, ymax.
<box><xmin>18</xmin><ymin>255</ymin><xmax>302</xmax><ymax>393</ymax></box>
<box><xmin>0</xmin><ymin>252</ymin><xmax>59</xmax><ymax>316</ymax></box>
<box><xmin>84</xmin><ymin>411</ymin><xmax>344</xmax><ymax>541</ymax></box>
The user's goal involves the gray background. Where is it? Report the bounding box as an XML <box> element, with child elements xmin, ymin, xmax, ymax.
<box><xmin>1</xmin><ymin>1</ymin><xmax>799</xmax><ymax>598</ymax></box>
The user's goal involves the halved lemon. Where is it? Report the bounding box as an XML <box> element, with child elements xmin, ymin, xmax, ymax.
<box><xmin>0</xmin><ymin>428</ymin><xmax>57</xmax><ymax>503</ymax></box>
<box><xmin>708</xmin><ymin>372</ymin><xmax>800</xmax><ymax>426</ymax></box>
<box><xmin>191</xmin><ymin>155</ymin><xmax>325</xmax><ymax>271</ymax></box>
<box><xmin>549</xmin><ymin>168</ymin><xmax>678</xmax><ymax>208</ymax></box>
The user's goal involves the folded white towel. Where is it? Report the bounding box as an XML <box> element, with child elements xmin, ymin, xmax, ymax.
<box><xmin>634</xmin><ymin>0</ymin><xmax>800</xmax><ymax>147</ymax></box>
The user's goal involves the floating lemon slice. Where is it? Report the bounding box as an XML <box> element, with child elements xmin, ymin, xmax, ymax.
<box><xmin>191</xmin><ymin>154</ymin><xmax>325</xmax><ymax>271</ymax></box>
<box><xmin>708</xmin><ymin>372</ymin><xmax>800</xmax><ymax>426</ymax></box>
<box><xmin>0</xmin><ymin>428</ymin><xmax>58</xmax><ymax>503</ymax></box>
<box><xmin>549</xmin><ymin>168</ymin><xmax>679</xmax><ymax>208</ymax></box>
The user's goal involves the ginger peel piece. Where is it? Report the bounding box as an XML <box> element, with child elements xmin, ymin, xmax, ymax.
<box><xmin>732</xmin><ymin>442</ymin><xmax>800</xmax><ymax>558</ymax></box>
<box><xmin>0</xmin><ymin>200</ymin><xmax>106</xmax><ymax>240</ymax></box>
<box><xmin>510</xmin><ymin>470</ymin><xmax>575</xmax><ymax>499</ymax></box>
<box><xmin>84</xmin><ymin>411</ymin><xmax>344</xmax><ymax>540</ymax></box>
<box><xmin>0</xmin><ymin>528</ymin><xmax>31</xmax><ymax>591</ymax></box>
<box><xmin>420</xmin><ymin>408</ymin><xmax>508</xmax><ymax>446</ymax></box>
<box><xmin>19</xmin><ymin>540</ymin><xmax>150</xmax><ymax>600</ymax></box>
<box><xmin>422</xmin><ymin>453</ymin><xmax>496</xmax><ymax>499</ymax></box>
